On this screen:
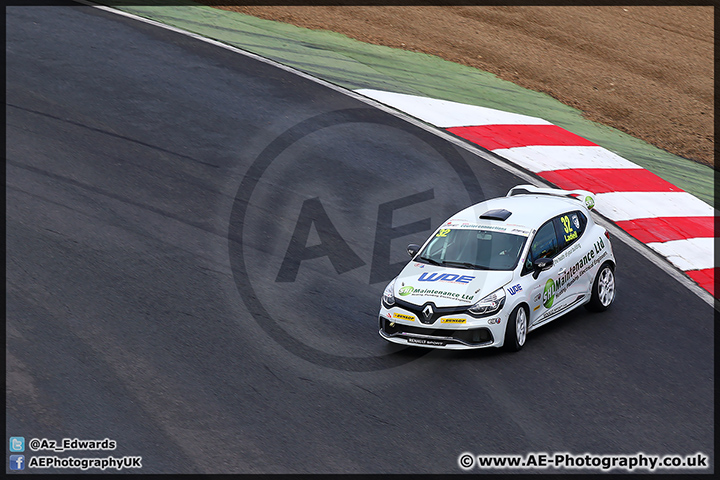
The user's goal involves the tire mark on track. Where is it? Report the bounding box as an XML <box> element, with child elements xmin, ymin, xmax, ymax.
<box><xmin>7</xmin><ymin>103</ymin><xmax>220</xmax><ymax>168</ymax></box>
<box><xmin>7</xmin><ymin>159</ymin><xmax>226</xmax><ymax>239</ymax></box>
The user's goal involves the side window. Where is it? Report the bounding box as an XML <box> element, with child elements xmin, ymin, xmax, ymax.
<box><xmin>524</xmin><ymin>220</ymin><xmax>559</xmax><ymax>271</ymax></box>
<box><xmin>555</xmin><ymin>211</ymin><xmax>587</xmax><ymax>250</ymax></box>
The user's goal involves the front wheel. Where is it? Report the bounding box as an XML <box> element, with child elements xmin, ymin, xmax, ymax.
<box><xmin>585</xmin><ymin>263</ymin><xmax>615</xmax><ymax>312</ymax></box>
<box><xmin>504</xmin><ymin>304</ymin><xmax>528</xmax><ymax>351</ymax></box>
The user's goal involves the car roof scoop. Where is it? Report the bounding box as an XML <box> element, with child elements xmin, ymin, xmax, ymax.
<box><xmin>479</xmin><ymin>209</ymin><xmax>512</xmax><ymax>221</ymax></box>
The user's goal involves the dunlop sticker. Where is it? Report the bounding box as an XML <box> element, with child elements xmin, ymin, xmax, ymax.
<box><xmin>441</xmin><ymin>317</ymin><xmax>467</xmax><ymax>324</ymax></box>
<box><xmin>392</xmin><ymin>312</ymin><xmax>415</xmax><ymax>321</ymax></box>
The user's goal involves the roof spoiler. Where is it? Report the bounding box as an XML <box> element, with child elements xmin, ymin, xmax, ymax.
<box><xmin>507</xmin><ymin>184</ymin><xmax>596</xmax><ymax>210</ymax></box>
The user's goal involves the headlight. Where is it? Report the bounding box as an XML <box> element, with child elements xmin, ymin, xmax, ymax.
<box><xmin>382</xmin><ymin>278</ymin><xmax>396</xmax><ymax>307</ymax></box>
<box><xmin>468</xmin><ymin>287</ymin><xmax>506</xmax><ymax>317</ymax></box>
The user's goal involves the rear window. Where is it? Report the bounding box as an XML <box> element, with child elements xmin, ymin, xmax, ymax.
<box><xmin>555</xmin><ymin>211</ymin><xmax>587</xmax><ymax>249</ymax></box>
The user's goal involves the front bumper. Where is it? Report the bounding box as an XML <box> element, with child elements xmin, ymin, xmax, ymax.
<box><xmin>378</xmin><ymin>303</ymin><xmax>506</xmax><ymax>349</ymax></box>
<box><xmin>379</xmin><ymin>317</ymin><xmax>495</xmax><ymax>349</ymax></box>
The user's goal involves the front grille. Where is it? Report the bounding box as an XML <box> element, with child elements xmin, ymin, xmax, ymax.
<box><xmin>379</xmin><ymin>317</ymin><xmax>493</xmax><ymax>346</ymax></box>
<box><xmin>394</xmin><ymin>298</ymin><xmax>469</xmax><ymax>324</ymax></box>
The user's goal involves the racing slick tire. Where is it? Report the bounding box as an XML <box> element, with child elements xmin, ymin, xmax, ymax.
<box><xmin>504</xmin><ymin>304</ymin><xmax>528</xmax><ymax>352</ymax></box>
<box><xmin>585</xmin><ymin>262</ymin><xmax>616</xmax><ymax>312</ymax></box>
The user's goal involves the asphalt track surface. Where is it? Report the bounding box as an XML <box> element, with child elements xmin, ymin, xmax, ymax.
<box><xmin>6</xmin><ymin>4</ymin><xmax>714</xmax><ymax>474</ymax></box>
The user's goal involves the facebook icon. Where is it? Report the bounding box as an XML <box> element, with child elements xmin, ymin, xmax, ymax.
<box><xmin>9</xmin><ymin>455</ymin><xmax>25</xmax><ymax>470</ymax></box>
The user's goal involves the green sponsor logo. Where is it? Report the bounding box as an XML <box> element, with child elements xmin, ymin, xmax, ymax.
<box><xmin>542</xmin><ymin>278</ymin><xmax>556</xmax><ymax>308</ymax></box>
<box><xmin>399</xmin><ymin>286</ymin><xmax>414</xmax><ymax>296</ymax></box>
<box><xmin>585</xmin><ymin>196</ymin><xmax>595</xmax><ymax>209</ymax></box>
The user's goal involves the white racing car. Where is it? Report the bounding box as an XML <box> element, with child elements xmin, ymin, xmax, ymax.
<box><xmin>379</xmin><ymin>185</ymin><xmax>616</xmax><ymax>351</ymax></box>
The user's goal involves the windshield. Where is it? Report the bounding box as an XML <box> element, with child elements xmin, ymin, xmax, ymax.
<box><xmin>417</xmin><ymin>228</ymin><xmax>527</xmax><ymax>271</ymax></box>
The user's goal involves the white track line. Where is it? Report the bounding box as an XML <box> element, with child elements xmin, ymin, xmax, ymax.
<box><xmin>494</xmin><ymin>146</ymin><xmax>644</xmax><ymax>172</ymax></box>
<box><xmin>646</xmin><ymin>238</ymin><xmax>715</xmax><ymax>271</ymax></box>
<box><xmin>596</xmin><ymin>191</ymin><xmax>717</xmax><ymax>222</ymax></box>
<box><xmin>356</xmin><ymin>89</ymin><xmax>552</xmax><ymax>127</ymax></box>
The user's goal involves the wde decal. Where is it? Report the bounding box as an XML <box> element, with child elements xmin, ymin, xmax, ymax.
<box><xmin>507</xmin><ymin>284</ymin><xmax>522</xmax><ymax>295</ymax></box>
<box><xmin>418</xmin><ymin>272</ymin><xmax>475</xmax><ymax>284</ymax></box>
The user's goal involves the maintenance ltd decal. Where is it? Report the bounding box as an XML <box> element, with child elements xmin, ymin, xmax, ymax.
<box><xmin>399</xmin><ymin>286</ymin><xmax>475</xmax><ymax>303</ymax></box>
<box><xmin>555</xmin><ymin>236</ymin><xmax>608</xmax><ymax>300</ymax></box>
<box><xmin>540</xmin><ymin>236</ymin><xmax>609</xmax><ymax>318</ymax></box>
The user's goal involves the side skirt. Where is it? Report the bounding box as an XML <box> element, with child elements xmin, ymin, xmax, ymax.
<box><xmin>527</xmin><ymin>295</ymin><xmax>587</xmax><ymax>332</ymax></box>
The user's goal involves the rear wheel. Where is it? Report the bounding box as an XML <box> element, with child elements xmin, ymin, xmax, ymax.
<box><xmin>504</xmin><ymin>304</ymin><xmax>527</xmax><ymax>351</ymax></box>
<box><xmin>585</xmin><ymin>263</ymin><xmax>615</xmax><ymax>312</ymax></box>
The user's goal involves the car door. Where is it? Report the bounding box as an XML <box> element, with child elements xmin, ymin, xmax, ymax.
<box><xmin>523</xmin><ymin>218</ymin><xmax>564</xmax><ymax>327</ymax></box>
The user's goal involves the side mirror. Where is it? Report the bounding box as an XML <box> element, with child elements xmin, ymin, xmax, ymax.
<box><xmin>407</xmin><ymin>244</ymin><xmax>420</xmax><ymax>257</ymax></box>
<box><xmin>532</xmin><ymin>257</ymin><xmax>553</xmax><ymax>279</ymax></box>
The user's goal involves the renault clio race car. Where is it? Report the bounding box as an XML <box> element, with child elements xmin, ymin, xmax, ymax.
<box><xmin>378</xmin><ymin>185</ymin><xmax>616</xmax><ymax>351</ymax></box>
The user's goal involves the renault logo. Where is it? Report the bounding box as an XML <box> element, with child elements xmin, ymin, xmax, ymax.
<box><xmin>423</xmin><ymin>304</ymin><xmax>434</xmax><ymax>320</ymax></box>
